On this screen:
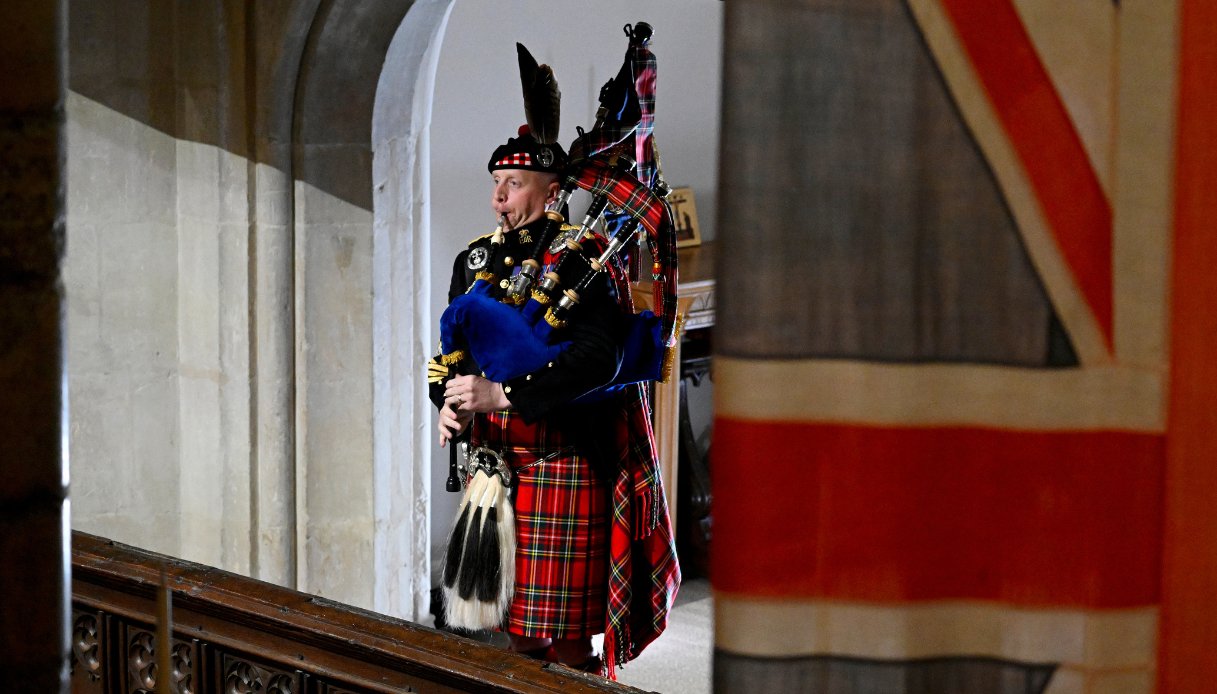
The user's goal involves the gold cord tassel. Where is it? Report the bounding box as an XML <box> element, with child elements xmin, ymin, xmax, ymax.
<box><xmin>658</xmin><ymin>312</ymin><xmax>686</xmax><ymax>384</ymax></box>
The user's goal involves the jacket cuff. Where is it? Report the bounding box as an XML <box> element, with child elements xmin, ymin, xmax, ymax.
<box><xmin>501</xmin><ymin>360</ymin><xmax>559</xmax><ymax>423</ymax></box>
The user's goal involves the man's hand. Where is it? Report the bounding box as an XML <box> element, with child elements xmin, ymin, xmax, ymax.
<box><xmin>443</xmin><ymin>374</ymin><xmax>511</xmax><ymax>414</ymax></box>
<box><xmin>438</xmin><ymin>402</ymin><xmax>473</xmax><ymax>448</ymax></box>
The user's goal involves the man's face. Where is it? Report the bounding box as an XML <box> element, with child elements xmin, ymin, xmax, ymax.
<box><xmin>490</xmin><ymin>169</ymin><xmax>557</xmax><ymax>230</ymax></box>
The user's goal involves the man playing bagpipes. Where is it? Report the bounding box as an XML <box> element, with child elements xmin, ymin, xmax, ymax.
<box><xmin>427</xmin><ymin>25</ymin><xmax>680</xmax><ymax>678</ymax></box>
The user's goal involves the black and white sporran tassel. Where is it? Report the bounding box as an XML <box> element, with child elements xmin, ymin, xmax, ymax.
<box><xmin>442</xmin><ymin>450</ymin><xmax>515</xmax><ymax>631</ymax></box>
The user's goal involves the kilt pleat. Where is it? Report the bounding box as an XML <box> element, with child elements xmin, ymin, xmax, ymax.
<box><xmin>472</xmin><ymin>410</ymin><xmax>610</xmax><ymax>639</ymax></box>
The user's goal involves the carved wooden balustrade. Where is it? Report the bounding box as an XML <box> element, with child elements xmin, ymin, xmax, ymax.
<box><xmin>70</xmin><ymin>532</ymin><xmax>639</xmax><ymax>694</ymax></box>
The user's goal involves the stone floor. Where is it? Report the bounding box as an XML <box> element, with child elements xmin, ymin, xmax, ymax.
<box><xmin>429</xmin><ymin>578</ymin><xmax>713</xmax><ymax>693</ymax></box>
<box><xmin>605</xmin><ymin>578</ymin><xmax>712</xmax><ymax>694</ymax></box>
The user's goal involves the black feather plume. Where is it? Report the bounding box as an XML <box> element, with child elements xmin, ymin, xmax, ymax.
<box><xmin>442</xmin><ymin>504</ymin><xmax>470</xmax><ymax>588</ymax></box>
<box><xmin>457</xmin><ymin>507</ymin><xmax>484</xmax><ymax>600</ymax></box>
<box><xmin>476</xmin><ymin>506</ymin><xmax>501</xmax><ymax>601</ymax></box>
<box><xmin>517</xmin><ymin>43</ymin><xmax>561</xmax><ymax>144</ymax></box>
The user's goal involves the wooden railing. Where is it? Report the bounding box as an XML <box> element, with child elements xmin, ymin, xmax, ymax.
<box><xmin>70</xmin><ymin>532</ymin><xmax>639</xmax><ymax>694</ymax></box>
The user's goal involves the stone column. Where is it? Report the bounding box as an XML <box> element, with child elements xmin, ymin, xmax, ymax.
<box><xmin>372</xmin><ymin>0</ymin><xmax>455</xmax><ymax>621</ymax></box>
<box><xmin>0</xmin><ymin>0</ymin><xmax>68</xmax><ymax>691</ymax></box>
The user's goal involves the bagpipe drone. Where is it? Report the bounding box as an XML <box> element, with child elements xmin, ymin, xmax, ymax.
<box><xmin>432</xmin><ymin>23</ymin><xmax>679</xmax><ymax>632</ymax></box>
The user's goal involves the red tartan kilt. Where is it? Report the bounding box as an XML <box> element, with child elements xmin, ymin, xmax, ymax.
<box><xmin>472</xmin><ymin>411</ymin><xmax>610</xmax><ymax>639</ymax></box>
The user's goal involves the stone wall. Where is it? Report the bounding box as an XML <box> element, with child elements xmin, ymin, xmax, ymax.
<box><xmin>65</xmin><ymin>0</ymin><xmax>255</xmax><ymax>572</ymax></box>
<box><xmin>63</xmin><ymin>0</ymin><xmax>414</xmax><ymax>612</ymax></box>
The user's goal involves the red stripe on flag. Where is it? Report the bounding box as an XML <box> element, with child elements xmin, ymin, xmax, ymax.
<box><xmin>712</xmin><ymin>418</ymin><xmax>1163</xmax><ymax>608</ymax></box>
<box><xmin>939</xmin><ymin>0</ymin><xmax>1113</xmax><ymax>348</ymax></box>
<box><xmin>1161</xmin><ymin>0</ymin><xmax>1217</xmax><ymax>688</ymax></box>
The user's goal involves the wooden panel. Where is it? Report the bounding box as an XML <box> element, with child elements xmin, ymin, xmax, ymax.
<box><xmin>216</xmin><ymin>652</ymin><xmax>302</xmax><ymax>694</ymax></box>
<box><xmin>71</xmin><ymin>532</ymin><xmax>640</xmax><ymax>694</ymax></box>
<box><xmin>69</xmin><ymin>609</ymin><xmax>106</xmax><ymax>693</ymax></box>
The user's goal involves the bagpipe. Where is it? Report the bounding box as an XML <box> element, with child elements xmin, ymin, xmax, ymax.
<box><xmin>434</xmin><ymin>23</ymin><xmax>680</xmax><ymax>632</ymax></box>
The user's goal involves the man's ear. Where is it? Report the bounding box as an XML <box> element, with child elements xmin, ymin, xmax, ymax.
<box><xmin>546</xmin><ymin>179</ymin><xmax>560</xmax><ymax>204</ymax></box>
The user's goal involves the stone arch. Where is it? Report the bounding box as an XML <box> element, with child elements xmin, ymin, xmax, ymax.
<box><xmin>286</xmin><ymin>0</ymin><xmax>453</xmax><ymax>619</ymax></box>
<box><xmin>370</xmin><ymin>0</ymin><xmax>456</xmax><ymax>620</ymax></box>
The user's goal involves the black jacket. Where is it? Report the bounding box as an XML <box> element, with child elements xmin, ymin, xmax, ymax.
<box><xmin>431</xmin><ymin>217</ymin><xmax>626</xmax><ymax>424</ymax></box>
